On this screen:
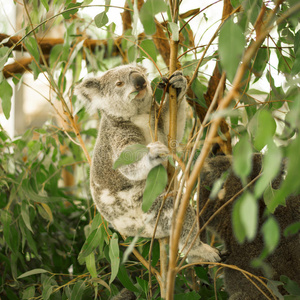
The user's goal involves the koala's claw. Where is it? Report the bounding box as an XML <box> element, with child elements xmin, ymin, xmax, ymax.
<box><xmin>158</xmin><ymin>71</ymin><xmax>187</xmax><ymax>99</ymax></box>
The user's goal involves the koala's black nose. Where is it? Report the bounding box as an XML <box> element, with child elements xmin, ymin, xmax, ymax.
<box><xmin>131</xmin><ymin>72</ymin><xmax>146</xmax><ymax>91</ymax></box>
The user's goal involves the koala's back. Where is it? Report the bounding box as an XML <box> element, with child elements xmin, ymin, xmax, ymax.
<box><xmin>199</xmin><ymin>154</ymin><xmax>300</xmax><ymax>299</ymax></box>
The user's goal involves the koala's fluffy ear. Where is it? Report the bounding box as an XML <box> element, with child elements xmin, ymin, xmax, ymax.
<box><xmin>75</xmin><ymin>78</ymin><xmax>102</xmax><ymax>113</ymax></box>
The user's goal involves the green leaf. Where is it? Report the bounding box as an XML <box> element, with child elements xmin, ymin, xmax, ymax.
<box><xmin>62</xmin><ymin>2</ymin><xmax>82</xmax><ymax>19</ymax></box>
<box><xmin>24</xmin><ymin>37</ymin><xmax>40</xmax><ymax>62</ymax></box>
<box><xmin>140</xmin><ymin>0</ymin><xmax>168</xmax><ymax>35</ymax></box>
<box><xmin>174</xmin><ymin>291</ymin><xmax>201</xmax><ymax>300</ymax></box>
<box><xmin>291</xmin><ymin>48</ymin><xmax>300</xmax><ymax>75</ymax></box>
<box><xmin>128</xmin><ymin>45</ymin><xmax>137</xmax><ymax>63</ymax></box>
<box><xmin>233</xmin><ymin>134</ymin><xmax>252</xmax><ymax>185</ymax></box>
<box><xmin>240</xmin><ymin>192</ymin><xmax>258</xmax><ymax>241</ymax></box>
<box><xmin>268</xmin><ymin>136</ymin><xmax>300</xmax><ymax>212</ymax></box>
<box><xmin>140</xmin><ymin>39</ymin><xmax>157</xmax><ymax>62</ymax></box>
<box><xmin>78</xmin><ymin>227</ymin><xmax>103</xmax><ymax>264</ymax></box>
<box><xmin>0</xmin><ymin>47</ymin><xmax>10</xmax><ymax>72</ymax></box>
<box><xmin>219</xmin><ymin>17</ymin><xmax>246</xmax><ymax>83</ymax></box>
<box><xmin>40</xmin><ymin>0</ymin><xmax>49</xmax><ymax>11</ymax></box>
<box><xmin>168</xmin><ymin>22</ymin><xmax>179</xmax><ymax>41</ymax></box>
<box><xmin>22</xmin><ymin>286</ymin><xmax>35</xmax><ymax>300</ymax></box>
<box><xmin>49</xmin><ymin>44</ymin><xmax>64</xmax><ymax>68</ymax></box>
<box><xmin>18</xmin><ymin>268</ymin><xmax>48</xmax><ymax>279</ymax></box>
<box><xmin>191</xmin><ymin>78</ymin><xmax>207</xmax><ymax>108</ymax></box>
<box><xmin>253</xmin><ymin>47</ymin><xmax>268</xmax><ymax>78</ymax></box>
<box><xmin>249</xmin><ymin>109</ymin><xmax>276</xmax><ymax>151</ymax></box>
<box><xmin>117</xmin><ymin>264</ymin><xmax>139</xmax><ymax>293</ymax></box>
<box><xmin>113</xmin><ymin>144</ymin><xmax>148</xmax><ymax>169</ymax></box>
<box><xmin>70</xmin><ymin>280</ymin><xmax>86</xmax><ymax>300</ymax></box>
<box><xmin>262</xmin><ymin>216</ymin><xmax>280</xmax><ymax>254</ymax></box>
<box><xmin>136</xmin><ymin>277</ymin><xmax>148</xmax><ymax>294</ymax></box>
<box><xmin>209</xmin><ymin>171</ymin><xmax>229</xmax><ymax>200</ymax></box>
<box><xmin>254</xmin><ymin>142</ymin><xmax>282</xmax><ymax>198</ymax></box>
<box><xmin>280</xmin><ymin>275</ymin><xmax>300</xmax><ymax>296</ymax></box>
<box><xmin>109</xmin><ymin>233</ymin><xmax>120</xmax><ymax>284</ymax></box>
<box><xmin>94</xmin><ymin>11</ymin><xmax>109</xmax><ymax>28</ymax></box>
<box><xmin>0</xmin><ymin>210</ymin><xmax>19</xmax><ymax>253</ymax></box>
<box><xmin>284</xmin><ymin>222</ymin><xmax>300</xmax><ymax>237</ymax></box>
<box><xmin>232</xmin><ymin>197</ymin><xmax>246</xmax><ymax>243</ymax></box>
<box><xmin>21</xmin><ymin>201</ymin><xmax>33</xmax><ymax>233</ymax></box>
<box><xmin>142</xmin><ymin>164</ymin><xmax>167</xmax><ymax>212</ymax></box>
<box><xmin>0</xmin><ymin>79</ymin><xmax>13</xmax><ymax>119</ymax></box>
<box><xmin>85</xmin><ymin>253</ymin><xmax>97</xmax><ymax>278</ymax></box>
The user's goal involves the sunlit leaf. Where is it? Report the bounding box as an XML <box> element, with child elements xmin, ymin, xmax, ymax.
<box><xmin>40</xmin><ymin>0</ymin><xmax>49</xmax><ymax>11</ymax></box>
<box><xmin>140</xmin><ymin>39</ymin><xmax>157</xmax><ymax>62</ymax></box>
<box><xmin>233</xmin><ymin>134</ymin><xmax>252</xmax><ymax>185</ymax></box>
<box><xmin>169</xmin><ymin>22</ymin><xmax>179</xmax><ymax>41</ymax></box>
<box><xmin>94</xmin><ymin>11</ymin><xmax>109</xmax><ymax>28</ymax></box>
<box><xmin>62</xmin><ymin>2</ymin><xmax>82</xmax><ymax>19</ymax></box>
<box><xmin>140</xmin><ymin>0</ymin><xmax>167</xmax><ymax>35</ymax></box>
<box><xmin>0</xmin><ymin>79</ymin><xmax>13</xmax><ymax>120</ymax></box>
<box><xmin>254</xmin><ymin>142</ymin><xmax>282</xmax><ymax>198</ymax></box>
<box><xmin>219</xmin><ymin>17</ymin><xmax>246</xmax><ymax>83</ymax></box>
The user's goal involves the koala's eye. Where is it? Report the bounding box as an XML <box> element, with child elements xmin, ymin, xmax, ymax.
<box><xmin>116</xmin><ymin>81</ymin><xmax>124</xmax><ymax>87</ymax></box>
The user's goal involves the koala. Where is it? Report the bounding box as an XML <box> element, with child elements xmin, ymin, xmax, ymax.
<box><xmin>76</xmin><ymin>64</ymin><xmax>220</xmax><ymax>263</ymax></box>
<box><xmin>199</xmin><ymin>154</ymin><xmax>300</xmax><ymax>299</ymax></box>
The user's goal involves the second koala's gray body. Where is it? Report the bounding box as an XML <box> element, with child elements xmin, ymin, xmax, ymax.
<box><xmin>76</xmin><ymin>64</ymin><xmax>220</xmax><ymax>263</ymax></box>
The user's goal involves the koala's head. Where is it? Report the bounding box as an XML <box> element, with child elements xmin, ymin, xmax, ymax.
<box><xmin>75</xmin><ymin>64</ymin><xmax>152</xmax><ymax>119</ymax></box>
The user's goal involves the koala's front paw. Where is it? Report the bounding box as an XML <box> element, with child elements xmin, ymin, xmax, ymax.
<box><xmin>158</xmin><ymin>71</ymin><xmax>187</xmax><ymax>100</ymax></box>
<box><xmin>147</xmin><ymin>142</ymin><xmax>169</xmax><ymax>166</ymax></box>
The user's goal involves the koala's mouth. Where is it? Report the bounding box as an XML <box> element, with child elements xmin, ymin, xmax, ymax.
<box><xmin>129</xmin><ymin>89</ymin><xmax>147</xmax><ymax>100</ymax></box>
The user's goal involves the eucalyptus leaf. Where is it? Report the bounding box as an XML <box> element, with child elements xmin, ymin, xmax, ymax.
<box><xmin>70</xmin><ymin>280</ymin><xmax>86</xmax><ymax>300</ymax></box>
<box><xmin>18</xmin><ymin>268</ymin><xmax>49</xmax><ymax>279</ymax></box>
<box><xmin>85</xmin><ymin>253</ymin><xmax>97</xmax><ymax>278</ymax></box>
<box><xmin>140</xmin><ymin>39</ymin><xmax>157</xmax><ymax>62</ymax></box>
<box><xmin>233</xmin><ymin>134</ymin><xmax>252</xmax><ymax>185</ymax></box>
<box><xmin>78</xmin><ymin>227</ymin><xmax>103</xmax><ymax>264</ymax></box>
<box><xmin>240</xmin><ymin>192</ymin><xmax>258</xmax><ymax>241</ymax></box>
<box><xmin>140</xmin><ymin>0</ymin><xmax>167</xmax><ymax>35</ymax></box>
<box><xmin>142</xmin><ymin>164</ymin><xmax>167</xmax><ymax>212</ymax></box>
<box><xmin>0</xmin><ymin>79</ymin><xmax>13</xmax><ymax>120</ymax></box>
<box><xmin>232</xmin><ymin>197</ymin><xmax>246</xmax><ymax>243</ymax></box>
<box><xmin>169</xmin><ymin>22</ymin><xmax>179</xmax><ymax>41</ymax></box>
<box><xmin>219</xmin><ymin>17</ymin><xmax>246</xmax><ymax>83</ymax></box>
<box><xmin>109</xmin><ymin>232</ymin><xmax>120</xmax><ymax>284</ymax></box>
<box><xmin>95</xmin><ymin>11</ymin><xmax>109</xmax><ymax>28</ymax></box>
<box><xmin>262</xmin><ymin>216</ymin><xmax>280</xmax><ymax>254</ymax></box>
<box><xmin>113</xmin><ymin>144</ymin><xmax>148</xmax><ymax>169</ymax></box>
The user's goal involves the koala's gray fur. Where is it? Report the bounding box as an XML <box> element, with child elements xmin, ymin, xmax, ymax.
<box><xmin>199</xmin><ymin>154</ymin><xmax>300</xmax><ymax>299</ymax></box>
<box><xmin>76</xmin><ymin>64</ymin><xmax>220</xmax><ymax>263</ymax></box>
<box><xmin>111</xmin><ymin>288</ymin><xmax>136</xmax><ymax>300</ymax></box>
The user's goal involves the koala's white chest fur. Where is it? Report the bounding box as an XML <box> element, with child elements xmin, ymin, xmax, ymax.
<box><xmin>130</xmin><ymin>113</ymin><xmax>167</xmax><ymax>145</ymax></box>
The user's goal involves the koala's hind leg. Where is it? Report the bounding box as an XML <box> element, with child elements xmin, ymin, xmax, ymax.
<box><xmin>145</xmin><ymin>195</ymin><xmax>221</xmax><ymax>263</ymax></box>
